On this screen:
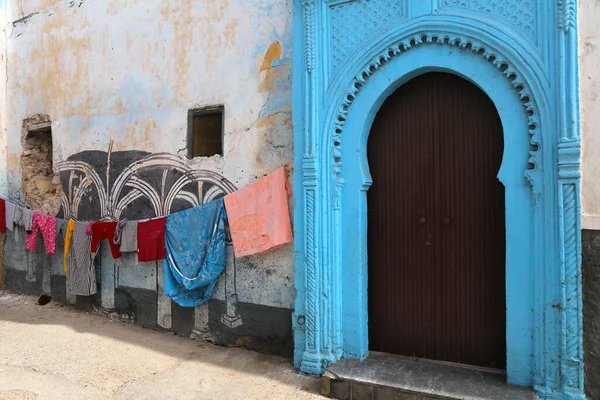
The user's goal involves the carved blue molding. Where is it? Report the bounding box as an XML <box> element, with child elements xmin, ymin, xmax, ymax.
<box><xmin>440</xmin><ymin>0</ymin><xmax>538</xmax><ymax>43</ymax></box>
<box><xmin>330</xmin><ymin>0</ymin><xmax>408</xmax><ymax>71</ymax></box>
<box><xmin>303</xmin><ymin>0</ymin><xmax>316</xmax><ymax>74</ymax></box>
<box><xmin>292</xmin><ymin>1</ymin><xmax>583</xmax><ymax>398</ymax></box>
<box><xmin>557</xmin><ymin>0</ymin><xmax>583</xmax><ymax>397</ymax></box>
<box><xmin>558</xmin><ymin>0</ymin><xmax>577</xmax><ymax>32</ymax></box>
<box><xmin>328</xmin><ymin>30</ymin><xmax>542</xmax><ymax>188</ymax></box>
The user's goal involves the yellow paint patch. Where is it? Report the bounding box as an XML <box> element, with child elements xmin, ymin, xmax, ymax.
<box><xmin>260</xmin><ymin>41</ymin><xmax>282</xmax><ymax>72</ymax></box>
<box><xmin>259</xmin><ymin>65</ymin><xmax>286</xmax><ymax>92</ymax></box>
<box><xmin>256</xmin><ymin>115</ymin><xmax>277</xmax><ymax>128</ymax></box>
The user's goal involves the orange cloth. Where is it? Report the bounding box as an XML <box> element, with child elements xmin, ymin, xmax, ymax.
<box><xmin>63</xmin><ymin>219</ymin><xmax>75</xmax><ymax>274</ymax></box>
<box><xmin>224</xmin><ymin>167</ymin><xmax>293</xmax><ymax>258</ymax></box>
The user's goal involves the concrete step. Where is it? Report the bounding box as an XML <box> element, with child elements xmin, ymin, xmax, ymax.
<box><xmin>321</xmin><ymin>352</ymin><xmax>537</xmax><ymax>400</ymax></box>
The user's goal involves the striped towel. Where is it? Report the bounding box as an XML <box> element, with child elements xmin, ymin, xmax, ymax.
<box><xmin>66</xmin><ymin>221</ymin><xmax>97</xmax><ymax>296</ymax></box>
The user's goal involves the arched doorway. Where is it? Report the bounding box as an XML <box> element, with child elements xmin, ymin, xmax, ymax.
<box><xmin>367</xmin><ymin>72</ymin><xmax>506</xmax><ymax>369</ymax></box>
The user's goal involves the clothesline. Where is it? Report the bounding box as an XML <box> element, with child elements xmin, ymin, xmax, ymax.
<box><xmin>1</xmin><ymin>166</ymin><xmax>294</xmax><ymax>307</ymax></box>
<box><xmin>2</xmin><ymin>165</ymin><xmax>291</xmax><ymax>224</ymax></box>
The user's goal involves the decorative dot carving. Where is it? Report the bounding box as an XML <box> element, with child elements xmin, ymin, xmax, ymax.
<box><xmin>558</xmin><ymin>0</ymin><xmax>576</xmax><ymax>32</ymax></box>
<box><xmin>331</xmin><ymin>0</ymin><xmax>407</xmax><ymax>71</ymax></box>
<box><xmin>331</xmin><ymin>33</ymin><xmax>541</xmax><ymax>189</ymax></box>
<box><xmin>441</xmin><ymin>0</ymin><xmax>537</xmax><ymax>41</ymax></box>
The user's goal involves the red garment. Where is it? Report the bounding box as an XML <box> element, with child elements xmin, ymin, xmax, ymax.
<box><xmin>137</xmin><ymin>217</ymin><xmax>166</xmax><ymax>261</ymax></box>
<box><xmin>26</xmin><ymin>213</ymin><xmax>56</xmax><ymax>254</ymax></box>
<box><xmin>0</xmin><ymin>199</ymin><xmax>6</xmax><ymax>233</ymax></box>
<box><xmin>90</xmin><ymin>221</ymin><xmax>121</xmax><ymax>260</ymax></box>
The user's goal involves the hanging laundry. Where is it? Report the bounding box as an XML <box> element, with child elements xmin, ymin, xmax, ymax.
<box><xmin>66</xmin><ymin>221</ymin><xmax>96</xmax><ymax>296</ymax></box>
<box><xmin>224</xmin><ymin>166</ymin><xmax>293</xmax><ymax>258</ymax></box>
<box><xmin>56</xmin><ymin>218</ymin><xmax>67</xmax><ymax>239</ymax></box>
<box><xmin>138</xmin><ymin>217</ymin><xmax>166</xmax><ymax>261</ymax></box>
<box><xmin>90</xmin><ymin>221</ymin><xmax>121</xmax><ymax>261</ymax></box>
<box><xmin>113</xmin><ymin>219</ymin><xmax>127</xmax><ymax>246</ymax></box>
<box><xmin>119</xmin><ymin>221</ymin><xmax>138</xmax><ymax>254</ymax></box>
<box><xmin>110</xmin><ymin>219</ymin><xmax>127</xmax><ymax>287</ymax></box>
<box><xmin>163</xmin><ymin>198</ymin><xmax>228</xmax><ymax>307</ymax></box>
<box><xmin>14</xmin><ymin>206</ymin><xmax>33</xmax><ymax>232</ymax></box>
<box><xmin>5</xmin><ymin>201</ymin><xmax>15</xmax><ymax>231</ymax></box>
<box><xmin>25</xmin><ymin>213</ymin><xmax>56</xmax><ymax>255</ymax></box>
<box><xmin>63</xmin><ymin>219</ymin><xmax>75</xmax><ymax>274</ymax></box>
<box><xmin>0</xmin><ymin>199</ymin><xmax>6</xmax><ymax>234</ymax></box>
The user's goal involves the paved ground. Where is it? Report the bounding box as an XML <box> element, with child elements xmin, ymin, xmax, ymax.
<box><xmin>0</xmin><ymin>292</ymin><xmax>322</xmax><ymax>400</ymax></box>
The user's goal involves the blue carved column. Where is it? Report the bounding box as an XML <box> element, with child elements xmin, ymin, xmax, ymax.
<box><xmin>297</xmin><ymin>0</ymin><xmax>345</xmax><ymax>374</ymax></box>
<box><xmin>299</xmin><ymin>0</ymin><xmax>325</xmax><ymax>374</ymax></box>
<box><xmin>557</xmin><ymin>0</ymin><xmax>585</xmax><ymax>398</ymax></box>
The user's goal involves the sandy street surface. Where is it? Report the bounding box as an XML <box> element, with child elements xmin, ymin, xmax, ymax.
<box><xmin>0</xmin><ymin>292</ymin><xmax>322</xmax><ymax>400</ymax></box>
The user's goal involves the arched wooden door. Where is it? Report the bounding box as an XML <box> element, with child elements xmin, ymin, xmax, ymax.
<box><xmin>367</xmin><ymin>72</ymin><xmax>506</xmax><ymax>369</ymax></box>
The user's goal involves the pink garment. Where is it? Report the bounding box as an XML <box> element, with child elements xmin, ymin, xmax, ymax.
<box><xmin>224</xmin><ymin>167</ymin><xmax>293</xmax><ymax>258</ymax></box>
<box><xmin>25</xmin><ymin>213</ymin><xmax>57</xmax><ymax>255</ymax></box>
<box><xmin>86</xmin><ymin>221</ymin><xmax>95</xmax><ymax>235</ymax></box>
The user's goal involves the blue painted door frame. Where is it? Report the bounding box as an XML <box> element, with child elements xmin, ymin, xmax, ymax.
<box><xmin>291</xmin><ymin>1</ymin><xmax>583</xmax><ymax>399</ymax></box>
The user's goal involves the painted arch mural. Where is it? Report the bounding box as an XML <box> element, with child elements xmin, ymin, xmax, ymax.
<box><xmin>55</xmin><ymin>151</ymin><xmax>237</xmax><ymax>221</ymax></box>
<box><xmin>292</xmin><ymin>1</ymin><xmax>583</xmax><ymax>399</ymax></box>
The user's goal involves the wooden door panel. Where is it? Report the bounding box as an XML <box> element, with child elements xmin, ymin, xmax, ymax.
<box><xmin>367</xmin><ymin>72</ymin><xmax>506</xmax><ymax>369</ymax></box>
<box><xmin>367</xmin><ymin>74</ymin><xmax>439</xmax><ymax>357</ymax></box>
<box><xmin>436</xmin><ymin>73</ymin><xmax>506</xmax><ymax>368</ymax></box>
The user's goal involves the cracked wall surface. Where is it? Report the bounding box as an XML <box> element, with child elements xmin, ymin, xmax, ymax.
<box><xmin>579</xmin><ymin>8</ymin><xmax>600</xmax><ymax>393</ymax></box>
<box><xmin>20</xmin><ymin>115</ymin><xmax>62</xmax><ymax>215</ymax></box>
<box><xmin>1</xmin><ymin>0</ymin><xmax>295</xmax><ymax>353</ymax></box>
<box><xmin>581</xmin><ymin>1</ymin><xmax>600</xmax><ymax>229</ymax></box>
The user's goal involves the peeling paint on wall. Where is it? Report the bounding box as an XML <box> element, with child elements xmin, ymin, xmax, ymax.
<box><xmin>260</xmin><ymin>41</ymin><xmax>283</xmax><ymax>72</ymax></box>
<box><xmin>21</xmin><ymin>114</ymin><xmax>63</xmax><ymax>216</ymax></box>
<box><xmin>1</xmin><ymin>0</ymin><xmax>295</xmax><ymax>352</ymax></box>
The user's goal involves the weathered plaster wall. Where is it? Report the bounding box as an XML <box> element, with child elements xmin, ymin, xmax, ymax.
<box><xmin>20</xmin><ymin>114</ymin><xmax>63</xmax><ymax>215</ymax></box>
<box><xmin>579</xmin><ymin>6</ymin><xmax>600</xmax><ymax>394</ymax></box>
<box><xmin>5</xmin><ymin>0</ymin><xmax>292</xmax><ymax>173</ymax></box>
<box><xmin>580</xmin><ymin>0</ymin><xmax>600</xmax><ymax>229</ymax></box>
<box><xmin>0</xmin><ymin>4</ymin><xmax>8</xmax><ymax>288</ymax></box>
<box><xmin>583</xmin><ymin>230</ymin><xmax>600</xmax><ymax>399</ymax></box>
<box><xmin>0</xmin><ymin>5</ymin><xmax>7</xmax><ymax>199</ymax></box>
<box><xmin>2</xmin><ymin>0</ymin><xmax>295</xmax><ymax>353</ymax></box>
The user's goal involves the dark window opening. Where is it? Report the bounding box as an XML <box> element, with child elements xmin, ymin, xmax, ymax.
<box><xmin>187</xmin><ymin>106</ymin><xmax>224</xmax><ymax>158</ymax></box>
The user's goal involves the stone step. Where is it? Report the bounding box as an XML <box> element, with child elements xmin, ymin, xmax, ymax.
<box><xmin>321</xmin><ymin>352</ymin><xmax>537</xmax><ymax>400</ymax></box>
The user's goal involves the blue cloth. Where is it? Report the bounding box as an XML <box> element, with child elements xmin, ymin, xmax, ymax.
<box><xmin>163</xmin><ymin>198</ymin><xmax>228</xmax><ymax>307</ymax></box>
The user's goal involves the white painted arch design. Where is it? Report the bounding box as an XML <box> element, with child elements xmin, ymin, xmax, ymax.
<box><xmin>55</xmin><ymin>152</ymin><xmax>237</xmax><ymax>221</ymax></box>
